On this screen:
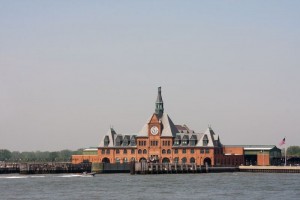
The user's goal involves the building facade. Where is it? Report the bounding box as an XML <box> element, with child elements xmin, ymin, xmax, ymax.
<box><xmin>72</xmin><ymin>87</ymin><xmax>280</xmax><ymax>166</ymax></box>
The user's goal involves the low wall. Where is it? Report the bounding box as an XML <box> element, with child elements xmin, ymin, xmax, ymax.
<box><xmin>239</xmin><ymin>166</ymin><xmax>300</xmax><ymax>173</ymax></box>
<box><xmin>92</xmin><ymin>163</ymin><xmax>131</xmax><ymax>173</ymax></box>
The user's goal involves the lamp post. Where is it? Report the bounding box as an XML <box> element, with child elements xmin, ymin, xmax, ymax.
<box><xmin>260</xmin><ymin>150</ymin><xmax>264</xmax><ymax>166</ymax></box>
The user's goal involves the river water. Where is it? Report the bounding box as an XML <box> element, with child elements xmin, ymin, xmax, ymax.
<box><xmin>0</xmin><ymin>173</ymin><xmax>299</xmax><ymax>200</ymax></box>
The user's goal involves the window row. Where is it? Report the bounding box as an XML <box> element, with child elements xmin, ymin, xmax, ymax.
<box><xmin>101</xmin><ymin>148</ymin><xmax>210</xmax><ymax>155</ymax></box>
<box><xmin>101</xmin><ymin>149</ymin><xmax>135</xmax><ymax>155</ymax></box>
<box><xmin>115</xmin><ymin>157</ymin><xmax>136</xmax><ymax>163</ymax></box>
<box><xmin>150</xmin><ymin>140</ymin><xmax>158</xmax><ymax>146</ymax></box>
<box><xmin>162</xmin><ymin>149</ymin><xmax>171</xmax><ymax>154</ymax></box>
<box><xmin>173</xmin><ymin>157</ymin><xmax>196</xmax><ymax>164</ymax></box>
<box><xmin>105</xmin><ymin>135</ymin><xmax>136</xmax><ymax>147</ymax></box>
<box><xmin>138</xmin><ymin>149</ymin><xmax>147</xmax><ymax>154</ymax></box>
<box><xmin>138</xmin><ymin>141</ymin><xmax>147</xmax><ymax>146</ymax></box>
<box><xmin>162</xmin><ymin>141</ymin><xmax>171</xmax><ymax>146</ymax></box>
<box><xmin>173</xmin><ymin>149</ymin><xmax>210</xmax><ymax>154</ymax></box>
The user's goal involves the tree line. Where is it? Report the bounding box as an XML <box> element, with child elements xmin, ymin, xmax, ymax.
<box><xmin>286</xmin><ymin>146</ymin><xmax>300</xmax><ymax>156</ymax></box>
<box><xmin>0</xmin><ymin>149</ymin><xmax>83</xmax><ymax>162</ymax></box>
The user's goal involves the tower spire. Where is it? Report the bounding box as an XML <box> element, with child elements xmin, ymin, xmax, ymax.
<box><xmin>155</xmin><ymin>87</ymin><xmax>164</xmax><ymax>117</ymax></box>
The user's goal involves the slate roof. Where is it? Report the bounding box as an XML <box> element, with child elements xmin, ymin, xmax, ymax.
<box><xmin>99</xmin><ymin>128</ymin><xmax>117</xmax><ymax>147</ymax></box>
<box><xmin>138</xmin><ymin>113</ymin><xmax>179</xmax><ymax>137</ymax></box>
<box><xmin>172</xmin><ymin>126</ymin><xmax>222</xmax><ymax>148</ymax></box>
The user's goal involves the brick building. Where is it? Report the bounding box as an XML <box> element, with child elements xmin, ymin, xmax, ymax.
<box><xmin>72</xmin><ymin>87</ymin><xmax>255</xmax><ymax>166</ymax></box>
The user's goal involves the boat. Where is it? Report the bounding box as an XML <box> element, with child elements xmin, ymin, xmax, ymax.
<box><xmin>81</xmin><ymin>172</ymin><xmax>96</xmax><ymax>177</ymax></box>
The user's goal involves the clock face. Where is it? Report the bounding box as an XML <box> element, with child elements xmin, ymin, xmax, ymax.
<box><xmin>150</xmin><ymin>126</ymin><xmax>159</xmax><ymax>135</ymax></box>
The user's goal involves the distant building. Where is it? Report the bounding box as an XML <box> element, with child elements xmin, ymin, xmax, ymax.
<box><xmin>72</xmin><ymin>87</ymin><xmax>280</xmax><ymax>166</ymax></box>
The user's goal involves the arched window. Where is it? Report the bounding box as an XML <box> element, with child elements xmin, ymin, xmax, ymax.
<box><xmin>204</xmin><ymin>157</ymin><xmax>212</xmax><ymax>166</ymax></box>
<box><xmin>162</xmin><ymin>149</ymin><xmax>166</xmax><ymax>154</ymax></box>
<box><xmin>131</xmin><ymin>157</ymin><xmax>135</xmax><ymax>161</ymax></box>
<box><xmin>174</xmin><ymin>157</ymin><xmax>179</xmax><ymax>163</ymax></box>
<box><xmin>143</xmin><ymin>149</ymin><xmax>147</xmax><ymax>154</ymax></box>
<box><xmin>181</xmin><ymin>157</ymin><xmax>187</xmax><ymax>164</ymax></box>
<box><xmin>123</xmin><ymin>158</ymin><xmax>128</xmax><ymax>163</ymax></box>
<box><xmin>131</xmin><ymin>149</ymin><xmax>135</xmax><ymax>154</ymax></box>
<box><xmin>115</xmin><ymin>158</ymin><xmax>120</xmax><ymax>163</ymax></box>
<box><xmin>167</xmin><ymin>149</ymin><xmax>171</xmax><ymax>154</ymax></box>
<box><xmin>102</xmin><ymin>157</ymin><xmax>110</xmax><ymax>163</ymax></box>
<box><xmin>162</xmin><ymin>158</ymin><xmax>170</xmax><ymax>163</ymax></box>
<box><xmin>190</xmin><ymin>157</ymin><xmax>196</xmax><ymax>163</ymax></box>
<box><xmin>138</xmin><ymin>149</ymin><xmax>142</xmax><ymax>154</ymax></box>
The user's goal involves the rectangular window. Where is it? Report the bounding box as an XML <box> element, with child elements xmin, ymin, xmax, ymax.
<box><xmin>101</xmin><ymin>149</ymin><xmax>105</xmax><ymax>154</ymax></box>
<box><xmin>174</xmin><ymin>149</ymin><xmax>178</xmax><ymax>154</ymax></box>
<box><xmin>168</xmin><ymin>141</ymin><xmax>170</xmax><ymax>146</ymax></box>
<box><xmin>190</xmin><ymin>149</ymin><xmax>194</xmax><ymax>154</ymax></box>
<box><xmin>205</xmin><ymin>149</ymin><xmax>210</xmax><ymax>154</ymax></box>
<box><xmin>131</xmin><ymin>149</ymin><xmax>135</xmax><ymax>154</ymax></box>
<box><xmin>116</xmin><ymin>149</ymin><xmax>120</xmax><ymax>154</ymax></box>
<box><xmin>182</xmin><ymin>149</ymin><xmax>186</xmax><ymax>154</ymax></box>
<box><xmin>106</xmin><ymin>149</ymin><xmax>110</xmax><ymax>154</ymax></box>
<box><xmin>200</xmin><ymin>149</ymin><xmax>204</xmax><ymax>154</ymax></box>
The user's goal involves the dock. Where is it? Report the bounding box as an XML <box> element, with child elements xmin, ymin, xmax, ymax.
<box><xmin>131</xmin><ymin>162</ymin><xmax>239</xmax><ymax>174</ymax></box>
<box><xmin>0</xmin><ymin>162</ymin><xmax>19</xmax><ymax>174</ymax></box>
<box><xmin>18</xmin><ymin>162</ymin><xmax>91</xmax><ymax>174</ymax></box>
<box><xmin>239</xmin><ymin>165</ymin><xmax>300</xmax><ymax>173</ymax></box>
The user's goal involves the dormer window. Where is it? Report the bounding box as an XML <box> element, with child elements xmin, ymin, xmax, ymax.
<box><xmin>130</xmin><ymin>136</ymin><xmax>136</xmax><ymax>146</ymax></box>
<box><xmin>203</xmin><ymin>135</ymin><xmax>209</xmax><ymax>146</ymax></box>
<box><xmin>123</xmin><ymin>136</ymin><xmax>130</xmax><ymax>146</ymax></box>
<box><xmin>182</xmin><ymin>135</ymin><xmax>189</xmax><ymax>146</ymax></box>
<box><xmin>190</xmin><ymin>135</ymin><xmax>197</xmax><ymax>146</ymax></box>
<box><xmin>116</xmin><ymin>135</ymin><xmax>123</xmax><ymax>146</ymax></box>
<box><xmin>104</xmin><ymin>136</ymin><xmax>109</xmax><ymax>147</ymax></box>
<box><xmin>174</xmin><ymin>135</ymin><xmax>181</xmax><ymax>146</ymax></box>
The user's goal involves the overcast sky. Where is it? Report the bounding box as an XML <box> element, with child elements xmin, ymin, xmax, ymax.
<box><xmin>1</xmin><ymin>1</ymin><xmax>299</xmax><ymax>151</ymax></box>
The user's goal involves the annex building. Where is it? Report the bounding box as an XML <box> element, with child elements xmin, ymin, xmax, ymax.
<box><xmin>72</xmin><ymin>87</ymin><xmax>281</xmax><ymax>166</ymax></box>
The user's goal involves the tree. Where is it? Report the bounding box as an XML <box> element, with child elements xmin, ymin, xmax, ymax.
<box><xmin>0</xmin><ymin>149</ymin><xmax>12</xmax><ymax>161</ymax></box>
<box><xmin>287</xmin><ymin>146</ymin><xmax>300</xmax><ymax>156</ymax></box>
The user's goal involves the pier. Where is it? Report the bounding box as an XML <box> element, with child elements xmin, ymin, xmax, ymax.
<box><xmin>131</xmin><ymin>162</ymin><xmax>239</xmax><ymax>174</ymax></box>
<box><xmin>239</xmin><ymin>166</ymin><xmax>300</xmax><ymax>173</ymax></box>
<box><xmin>19</xmin><ymin>162</ymin><xmax>92</xmax><ymax>174</ymax></box>
<box><xmin>0</xmin><ymin>162</ymin><xmax>19</xmax><ymax>174</ymax></box>
<box><xmin>0</xmin><ymin>162</ymin><xmax>92</xmax><ymax>174</ymax></box>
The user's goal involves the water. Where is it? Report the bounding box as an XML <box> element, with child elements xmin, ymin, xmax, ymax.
<box><xmin>0</xmin><ymin>173</ymin><xmax>299</xmax><ymax>200</ymax></box>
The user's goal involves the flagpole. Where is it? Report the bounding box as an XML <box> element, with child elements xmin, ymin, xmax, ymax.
<box><xmin>284</xmin><ymin>147</ymin><xmax>287</xmax><ymax>166</ymax></box>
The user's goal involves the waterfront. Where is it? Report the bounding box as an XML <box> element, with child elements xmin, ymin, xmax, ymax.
<box><xmin>0</xmin><ymin>173</ymin><xmax>299</xmax><ymax>200</ymax></box>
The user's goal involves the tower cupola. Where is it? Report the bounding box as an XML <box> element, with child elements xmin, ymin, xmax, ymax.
<box><xmin>155</xmin><ymin>87</ymin><xmax>164</xmax><ymax>117</ymax></box>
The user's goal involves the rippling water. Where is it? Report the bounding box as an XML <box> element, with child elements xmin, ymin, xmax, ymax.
<box><xmin>1</xmin><ymin>173</ymin><xmax>299</xmax><ymax>200</ymax></box>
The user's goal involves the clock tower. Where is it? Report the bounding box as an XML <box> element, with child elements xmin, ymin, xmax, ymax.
<box><xmin>147</xmin><ymin>87</ymin><xmax>165</xmax><ymax>161</ymax></box>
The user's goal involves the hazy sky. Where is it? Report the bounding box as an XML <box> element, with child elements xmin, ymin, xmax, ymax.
<box><xmin>1</xmin><ymin>1</ymin><xmax>299</xmax><ymax>151</ymax></box>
